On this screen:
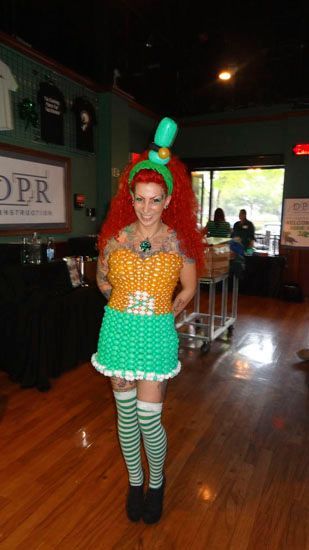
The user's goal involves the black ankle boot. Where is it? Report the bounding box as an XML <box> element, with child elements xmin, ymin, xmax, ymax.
<box><xmin>143</xmin><ymin>477</ymin><xmax>166</xmax><ymax>524</ymax></box>
<box><xmin>126</xmin><ymin>483</ymin><xmax>144</xmax><ymax>522</ymax></box>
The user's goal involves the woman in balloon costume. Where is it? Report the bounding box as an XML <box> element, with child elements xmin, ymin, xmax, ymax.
<box><xmin>92</xmin><ymin>117</ymin><xmax>205</xmax><ymax>524</ymax></box>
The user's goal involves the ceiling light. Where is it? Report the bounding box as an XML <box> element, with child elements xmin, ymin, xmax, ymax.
<box><xmin>218</xmin><ymin>70</ymin><xmax>232</xmax><ymax>81</ymax></box>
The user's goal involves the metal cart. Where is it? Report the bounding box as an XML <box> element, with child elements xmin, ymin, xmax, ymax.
<box><xmin>176</xmin><ymin>272</ymin><xmax>239</xmax><ymax>352</ymax></box>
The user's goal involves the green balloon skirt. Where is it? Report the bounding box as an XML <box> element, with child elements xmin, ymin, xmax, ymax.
<box><xmin>91</xmin><ymin>305</ymin><xmax>181</xmax><ymax>381</ymax></box>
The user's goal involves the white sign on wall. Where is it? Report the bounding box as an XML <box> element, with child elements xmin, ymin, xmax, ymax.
<box><xmin>0</xmin><ymin>145</ymin><xmax>71</xmax><ymax>233</ymax></box>
<box><xmin>281</xmin><ymin>198</ymin><xmax>309</xmax><ymax>248</ymax></box>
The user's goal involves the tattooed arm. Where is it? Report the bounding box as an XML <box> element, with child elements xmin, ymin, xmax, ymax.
<box><xmin>96</xmin><ymin>252</ymin><xmax>112</xmax><ymax>300</ymax></box>
<box><xmin>172</xmin><ymin>261</ymin><xmax>197</xmax><ymax>318</ymax></box>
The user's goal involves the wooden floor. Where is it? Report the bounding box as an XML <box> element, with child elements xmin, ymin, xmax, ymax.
<box><xmin>0</xmin><ymin>294</ymin><xmax>308</xmax><ymax>550</ymax></box>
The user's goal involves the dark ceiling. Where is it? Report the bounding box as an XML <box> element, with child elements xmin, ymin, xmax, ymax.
<box><xmin>1</xmin><ymin>0</ymin><xmax>309</xmax><ymax>117</ymax></box>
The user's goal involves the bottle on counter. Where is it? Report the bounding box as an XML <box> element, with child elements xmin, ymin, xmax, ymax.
<box><xmin>21</xmin><ymin>236</ymin><xmax>29</xmax><ymax>264</ymax></box>
<box><xmin>46</xmin><ymin>237</ymin><xmax>55</xmax><ymax>262</ymax></box>
<box><xmin>29</xmin><ymin>232</ymin><xmax>42</xmax><ymax>264</ymax></box>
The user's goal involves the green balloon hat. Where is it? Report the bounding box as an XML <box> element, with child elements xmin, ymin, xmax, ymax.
<box><xmin>128</xmin><ymin>117</ymin><xmax>178</xmax><ymax>195</ymax></box>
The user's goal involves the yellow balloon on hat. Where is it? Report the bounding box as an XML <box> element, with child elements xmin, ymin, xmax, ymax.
<box><xmin>158</xmin><ymin>147</ymin><xmax>170</xmax><ymax>159</ymax></box>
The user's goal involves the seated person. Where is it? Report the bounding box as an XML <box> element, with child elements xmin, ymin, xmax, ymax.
<box><xmin>232</xmin><ymin>209</ymin><xmax>255</xmax><ymax>250</ymax></box>
<box><xmin>203</xmin><ymin>208</ymin><xmax>231</xmax><ymax>238</ymax></box>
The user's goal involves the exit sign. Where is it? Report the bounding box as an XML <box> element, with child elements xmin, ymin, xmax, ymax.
<box><xmin>293</xmin><ymin>144</ymin><xmax>309</xmax><ymax>155</ymax></box>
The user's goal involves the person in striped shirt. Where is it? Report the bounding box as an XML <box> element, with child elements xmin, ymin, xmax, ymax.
<box><xmin>203</xmin><ymin>208</ymin><xmax>231</xmax><ymax>238</ymax></box>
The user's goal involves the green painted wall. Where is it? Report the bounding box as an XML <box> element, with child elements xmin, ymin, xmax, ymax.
<box><xmin>284</xmin><ymin>115</ymin><xmax>309</xmax><ymax>198</ymax></box>
<box><xmin>96</xmin><ymin>93</ymin><xmax>112</xmax><ymax>226</ymax></box>
<box><xmin>176</xmin><ymin>106</ymin><xmax>309</xmax><ymax>200</ymax></box>
<box><xmin>0</xmin><ymin>41</ymin><xmax>99</xmax><ymax>243</ymax></box>
<box><xmin>129</xmin><ymin>108</ymin><xmax>157</xmax><ymax>153</ymax></box>
<box><xmin>110</xmin><ymin>95</ymin><xmax>129</xmax><ymax>197</ymax></box>
<box><xmin>95</xmin><ymin>95</ymin><xmax>157</xmax><ymax>230</ymax></box>
<box><xmin>96</xmin><ymin>93</ymin><xmax>130</xmax><ymax>230</ymax></box>
<box><xmin>0</xmin><ymin>36</ymin><xmax>157</xmax><ymax>246</ymax></box>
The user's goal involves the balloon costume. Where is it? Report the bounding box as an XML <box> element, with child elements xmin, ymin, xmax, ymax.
<box><xmin>91</xmin><ymin>118</ymin><xmax>187</xmax><ymax>381</ymax></box>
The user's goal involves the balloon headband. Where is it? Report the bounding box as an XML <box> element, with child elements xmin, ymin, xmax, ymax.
<box><xmin>128</xmin><ymin>117</ymin><xmax>178</xmax><ymax>196</ymax></box>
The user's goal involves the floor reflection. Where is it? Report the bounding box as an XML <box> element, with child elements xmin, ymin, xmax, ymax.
<box><xmin>74</xmin><ymin>428</ymin><xmax>93</xmax><ymax>449</ymax></box>
<box><xmin>198</xmin><ymin>484</ymin><xmax>217</xmax><ymax>502</ymax></box>
<box><xmin>237</xmin><ymin>332</ymin><xmax>276</xmax><ymax>365</ymax></box>
<box><xmin>208</xmin><ymin>332</ymin><xmax>279</xmax><ymax>382</ymax></box>
<box><xmin>233</xmin><ymin>358</ymin><xmax>252</xmax><ymax>380</ymax></box>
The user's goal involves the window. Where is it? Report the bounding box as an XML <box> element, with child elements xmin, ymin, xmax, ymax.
<box><xmin>211</xmin><ymin>168</ymin><xmax>284</xmax><ymax>233</ymax></box>
<box><xmin>191</xmin><ymin>166</ymin><xmax>285</xmax><ymax>254</ymax></box>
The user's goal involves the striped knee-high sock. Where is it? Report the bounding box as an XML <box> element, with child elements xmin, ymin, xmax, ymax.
<box><xmin>137</xmin><ymin>400</ymin><xmax>167</xmax><ymax>489</ymax></box>
<box><xmin>113</xmin><ymin>388</ymin><xmax>143</xmax><ymax>486</ymax></box>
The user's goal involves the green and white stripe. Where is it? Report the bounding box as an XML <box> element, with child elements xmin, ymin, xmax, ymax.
<box><xmin>137</xmin><ymin>400</ymin><xmax>167</xmax><ymax>489</ymax></box>
<box><xmin>114</xmin><ymin>388</ymin><xmax>143</xmax><ymax>486</ymax></box>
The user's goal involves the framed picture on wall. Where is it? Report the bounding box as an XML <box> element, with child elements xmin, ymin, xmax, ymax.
<box><xmin>0</xmin><ymin>143</ymin><xmax>71</xmax><ymax>235</ymax></box>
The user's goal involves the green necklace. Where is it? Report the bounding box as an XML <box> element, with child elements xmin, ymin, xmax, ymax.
<box><xmin>137</xmin><ymin>224</ymin><xmax>162</xmax><ymax>253</ymax></box>
<box><xmin>140</xmin><ymin>238</ymin><xmax>152</xmax><ymax>252</ymax></box>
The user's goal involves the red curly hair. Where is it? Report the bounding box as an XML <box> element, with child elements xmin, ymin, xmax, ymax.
<box><xmin>98</xmin><ymin>151</ymin><xmax>205</xmax><ymax>272</ymax></box>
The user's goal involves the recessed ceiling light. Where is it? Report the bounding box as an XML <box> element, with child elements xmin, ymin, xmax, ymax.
<box><xmin>218</xmin><ymin>71</ymin><xmax>232</xmax><ymax>81</ymax></box>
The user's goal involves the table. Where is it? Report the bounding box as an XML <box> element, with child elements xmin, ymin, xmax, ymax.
<box><xmin>239</xmin><ymin>254</ymin><xmax>286</xmax><ymax>297</ymax></box>
<box><xmin>0</xmin><ymin>260</ymin><xmax>106</xmax><ymax>390</ymax></box>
